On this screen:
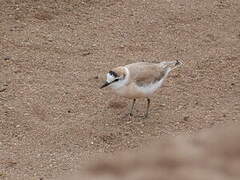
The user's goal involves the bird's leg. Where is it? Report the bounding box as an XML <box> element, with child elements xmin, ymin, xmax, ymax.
<box><xmin>144</xmin><ymin>98</ymin><xmax>151</xmax><ymax>118</ymax></box>
<box><xmin>129</xmin><ymin>99</ymin><xmax>136</xmax><ymax>116</ymax></box>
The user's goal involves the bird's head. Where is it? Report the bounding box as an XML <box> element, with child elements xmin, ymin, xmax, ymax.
<box><xmin>100</xmin><ymin>67</ymin><xmax>126</xmax><ymax>89</ymax></box>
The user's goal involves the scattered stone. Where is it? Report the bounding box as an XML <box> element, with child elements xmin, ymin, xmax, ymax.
<box><xmin>14</xmin><ymin>69</ymin><xmax>21</xmax><ymax>73</ymax></box>
<box><xmin>67</xmin><ymin>110</ymin><xmax>71</xmax><ymax>113</ymax></box>
<box><xmin>34</xmin><ymin>11</ymin><xmax>53</xmax><ymax>21</ymax></box>
<box><xmin>237</xmin><ymin>33</ymin><xmax>240</xmax><ymax>39</ymax></box>
<box><xmin>6</xmin><ymin>161</ymin><xmax>17</xmax><ymax>168</ymax></box>
<box><xmin>183</xmin><ymin>116</ymin><xmax>190</xmax><ymax>121</ymax></box>
<box><xmin>4</xmin><ymin>56</ymin><xmax>11</xmax><ymax>61</ymax></box>
<box><xmin>82</xmin><ymin>51</ymin><xmax>91</xmax><ymax>56</ymax></box>
<box><xmin>0</xmin><ymin>173</ymin><xmax>6</xmax><ymax>177</ymax></box>
<box><xmin>223</xmin><ymin>114</ymin><xmax>226</xmax><ymax>117</ymax></box>
<box><xmin>93</xmin><ymin>76</ymin><xmax>99</xmax><ymax>79</ymax></box>
<box><xmin>0</xmin><ymin>88</ymin><xmax>7</xmax><ymax>92</ymax></box>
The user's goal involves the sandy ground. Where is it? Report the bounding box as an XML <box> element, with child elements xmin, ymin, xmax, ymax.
<box><xmin>0</xmin><ymin>0</ymin><xmax>239</xmax><ymax>179</ymax></box>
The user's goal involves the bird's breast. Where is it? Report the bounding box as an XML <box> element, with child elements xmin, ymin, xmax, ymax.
<box><xmin>112</xmin><ymin>83</ymin><xmax>151</xmax><ymax>99</ymax></box>
<box><xmin>113</xmin><ymin>78</ymin><xmax>165</xmax><ymax>99</ymax></box>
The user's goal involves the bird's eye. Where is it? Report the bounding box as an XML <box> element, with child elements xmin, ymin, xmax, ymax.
<box><xmin>109</xmin><ymin>71</ymin><xmax>118</xmax><ymax>77</ymax></box>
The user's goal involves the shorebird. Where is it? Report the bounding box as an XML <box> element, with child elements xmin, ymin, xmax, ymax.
<box><xmin>100</xmin><ymin>60</ymin><xmax>182</xmax><ymax>117</ymax></box>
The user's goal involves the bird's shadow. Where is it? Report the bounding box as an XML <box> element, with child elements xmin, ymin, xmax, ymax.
<box><xmin>119</xmin><ymin>112</ymin><xmax>148</xmax><ymax>121</ymax></box>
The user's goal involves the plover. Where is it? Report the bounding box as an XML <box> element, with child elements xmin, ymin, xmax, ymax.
<box><xmin>100</xmin><ymin>60</ymin><xmax>182</xmax><ymax>117</ymax></box>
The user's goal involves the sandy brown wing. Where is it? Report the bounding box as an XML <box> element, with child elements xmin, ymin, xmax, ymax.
<box><xmin>128</xmin><ymin>63</ymin><xmax>166</xmax><ymax>86</ymax></box>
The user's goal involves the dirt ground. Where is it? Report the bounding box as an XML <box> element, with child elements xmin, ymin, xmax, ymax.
<box><xmin>0</xmin><ymin>0</ymin><xmax>239</xmax><ymax>179</ymax></box>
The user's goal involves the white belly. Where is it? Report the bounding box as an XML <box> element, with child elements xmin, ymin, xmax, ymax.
<box><xmin>112</xmin><ymin>78</ymin><xmax>165</xmax><ymax>99</ymax></box>
<box><xmin>136</xmin><ymin>78</ymin><xmax>165</xmax><ymax>96</ymax></box>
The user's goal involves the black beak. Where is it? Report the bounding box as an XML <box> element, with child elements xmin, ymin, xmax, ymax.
<box><xmin>100</xmin><ymin>81</ymin><xmax>110</xmax><ymax>89</ymax></box>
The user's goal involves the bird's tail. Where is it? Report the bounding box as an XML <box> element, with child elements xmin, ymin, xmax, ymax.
<box><xmin>159</xmin><ymin>60</ymin><xmax>182</xmax><ymax>70</ymax></box>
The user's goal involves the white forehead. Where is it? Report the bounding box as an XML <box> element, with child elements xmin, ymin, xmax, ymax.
<box><xmin>106</xmin><ymin>73</ymin><xmax>115</xmax><ymax>83</ymax></box>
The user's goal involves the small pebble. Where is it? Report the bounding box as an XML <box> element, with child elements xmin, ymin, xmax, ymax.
<box><xmin>183</xmin><ymin>116</ymin><xmax>190</xmax><ymax>121</ymax></box>
<box><xmin>0</xmin><ymin>173</ymin><xmax>6</xmax><ymax>177</ymax></box>
<box><xmin>82</xmin><ymin>52</ymin><xmax>91</xmax><ymax>56</ymax></box>
<box><xmin>0</xmin><ymin>88</ymin><xmax>6</xmax><ymax>92</ymax></box>
<box><xmin>4</xmin><ymin>56</ymin><xmax>11</xmax><ymax>61</ymax></box>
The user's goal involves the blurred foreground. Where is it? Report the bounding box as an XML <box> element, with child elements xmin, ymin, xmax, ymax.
<box><xmin>57</xmin><ymin>125</ymin><xmax>240</xmax><ymax>180</ymax></box>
